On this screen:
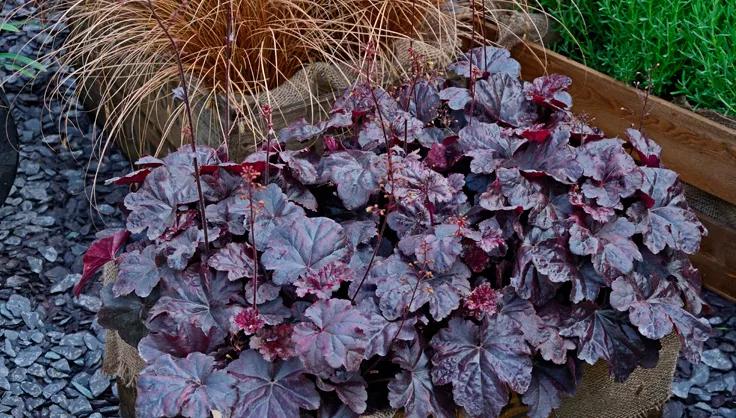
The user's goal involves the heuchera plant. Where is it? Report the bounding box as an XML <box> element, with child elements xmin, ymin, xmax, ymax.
<box><xmin>79</xmin><ymin>45</ymin><xmax>711</xmax><ymax>418</ymax></box>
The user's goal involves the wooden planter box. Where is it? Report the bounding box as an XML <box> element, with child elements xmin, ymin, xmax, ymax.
<box><xmin>460</xmin><ymin>17</ymin><xmax>736</xmax><ymax>301</ymax></box>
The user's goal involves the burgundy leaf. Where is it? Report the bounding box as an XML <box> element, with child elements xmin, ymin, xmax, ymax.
<box><xmin>292</xmin><ymin>299</ymin><xmax>371</xmax><ymax>375</ymax></box>
<box><xmin>524</xmin><ymin>75</ymin><xmax>573</xmax><ymax>109</ymax></box>
<box><xmin>560</xmin><ymin>304</ymin><xmax>660</xmax><ymax>382</ymax></box>
<box><xmin>227</xmin><ymin>350</ymin><xmax>320</xmax><ymax>417</ymax></box>
<box><xmin>458</xmin><ymin>122</ymin><xmax>526</xmax><ymax>174</ymax></box>
<box><xmin>74</xmin><ymin>230</ymin><xmax>129</xmax><ymax>295</ymax></box>
<box><xmin>262</xmin><ymin>216</ymin><xmax>349</xmax><ymax>285</ymax></box>
<box><xmin>249</xmin><ymin>323</ymin><xmax>296</xmax><ymax>361</ymax></box>
<box><xmin>464</xmin><ymin>282</ymin><xmax>499</xmax><ymax>319</ymax></box>
<box><xmin>627</xmin><ymin>167</ymin><xmax>705</xmax><ymax>255</ymax></box>
<box><xmin>512</xmin><ymin>128</ymin><xmax>582</xmax><ymax>183</ymax></box>
<box><xmin>233</xmin><ymin>306</ymin><xmax>265</xmax><ymax>335</ymax></box>
<box><xmin>208</xmin><ymin>242</ymin><xmax>256</xmax><ymax>281</ymax></box>
<box><xmin>625</xmin><ymin>128</ymin><xmax>661</xmax><ymax>167</ymax></box>
<box><xmin>136</xmin><ymin>353</ymin><xmax>235</xmax><ymax>418</ymax></box>
<box><xmin>576</xmin><ymin>138</ymin><xmax>643</xmax><ymax>208</ymax></box>
<box><xmin>430</xmin><ymin>316</ymin><xmax>532</xmax><ymax>417</ymax></box>
<box><xmin>294</xmin><ymin>261</ymin><xmax>354</xmax><ymax>299</ymax></box>
<box><xmin>388</xmin><ymin>342</ymin><xmax>454</xmax><ymax>418</ymax></box>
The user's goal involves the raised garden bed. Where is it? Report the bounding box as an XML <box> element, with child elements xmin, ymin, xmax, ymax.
<box><xmin>461</xmin><ymin>17</ymin><xmax>736</xmax><ymax>301</ymax></box>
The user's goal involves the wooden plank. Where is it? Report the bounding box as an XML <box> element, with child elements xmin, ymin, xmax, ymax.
<box><xmin>691</xmin><ymin>215</ymin><xmax>736</xmax><ymax>302</ymax></box>
<box><xmin>459</xmin><ymin>18</ymin><xmax>736</xmax><ymax>298</ymax></box>
<box><xmin>463</xmin><ymin>19</ymin><xmax>736</xmax><ymax>206</ymax></box>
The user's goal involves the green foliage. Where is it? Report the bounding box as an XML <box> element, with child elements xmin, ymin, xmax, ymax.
<box><xmin>539</xmin><ymin>0</ymin><xmax>736</xmax><ymax>116</ymax></box>
<box><xmin>0</xmin><ymin>20</ymin><xmax>47</xmax><ymax>79</ymax></box>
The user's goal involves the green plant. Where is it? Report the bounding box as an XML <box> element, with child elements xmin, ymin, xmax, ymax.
<box><xmin>539</xmin><ymin>0</ymin><xmax>736</xmax><ymax>116</ymax></box>
<box><xmin>0</xmin><ymin>21</ymin><xmax>47</xmax><ymax>79</ymax></box>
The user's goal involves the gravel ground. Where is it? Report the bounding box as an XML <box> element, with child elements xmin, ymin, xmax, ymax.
<box><xmin>1</xmin><ymin>2</ymin><xmax>127</xmax><ymax>417</ymax></box>
<box><xmin>1</xmin><ymin>2</ymin><xmax>735</xmax><ymax>418</ymax></box>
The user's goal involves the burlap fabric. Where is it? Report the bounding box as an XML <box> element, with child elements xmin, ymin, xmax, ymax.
<box><xmin>101</xmin><ymin>262</ymin><xmax>146</xmax><ymax>386</ymax></box>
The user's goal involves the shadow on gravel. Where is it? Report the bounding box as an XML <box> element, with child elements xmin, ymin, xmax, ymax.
<box><xmin>0</xmin><ymin>91</ymin><xmax>19</xmax><ymax>206</ymax></box>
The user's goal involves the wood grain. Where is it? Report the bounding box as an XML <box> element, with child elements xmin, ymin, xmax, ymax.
<box><xmin>691</xmin><ymin>214</ymin><xmax>736</xmax><ymax>302</ymax></box>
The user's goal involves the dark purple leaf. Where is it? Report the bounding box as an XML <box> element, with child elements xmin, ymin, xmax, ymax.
<box><xmin>576</xmin><ymin>138</ymin><xmax>643</xmax><ymax>208</ymax></box>
<box><xmin>358</xmin><ymin>297</ymin><xmax>417</xmax><ymax>358</ymax></box>
<box><xmin>430</xmin><ymin>316</ymin><xmax>532</xmax><ymax>417</ymax></box>
<box><xmin>407</xmin><ymin>78</ymin><xmax>441</xmax><ymax>124</ymax></box>
<box><xmin>627</xmin><ymin>167</ymin><xmax>705</xmax><ymax>255</ymax></box>
<box><xmin>449</xmin><ymin>46</ymin><xmax>521</xmax><ymax>78</ymax></box>
<box><xmin>569</xmin><ymin>218</ymin><xmax>643</xmax><ymax>279</ymax></box>
<box><xmin>136</xmin><ymin>353</ymin><xmax>235</xmax><ymax>418</ymax></box>
<box><xmin>138</xmin><ymin>321</ymin><xmax>225</xmax><ymax>363</ymax></box>
<box><xmin>320</xmin><ymin>150</ymin><xmax>387</xmax><ymax>209</ymax></box>
<box><xmin>390</xmin><ymin>156</ymin><xmax>458</xmax><ymax>205</ymax></box>
<box><xmin>280</xmin><ymin>150</ymin><xmax>319</xmax><ymax>184</ymax></box>
<box><xmin>511</xmin><ymin>128</ymin><xmax>582</xmax><ymax>183</ymax></box>
<box><xmin>458</xmin><ymin>122</ymin><xmax>526</xmax><ymax>174</ymax></box>
<box><xmin>159</xmin><ymin>227</ymin><xmax>202</xmax><ymax>270</ymax></box>
<box><xmin>388</xmin><ymin>342</ymin><xmax>454</xmax><ymax>418</ymax></box>
<box><xmin>147</xmin><ymin>267</ymin><xmax>239</xmax><ymax>336</ymax></box>
<box><xmin>227</xmin><ymin>350</ymin><xmax>320</xmax><ymax>417</ymax></box>
<box><xmin>560</xmin><ymin>305</ymin><xmax>660</xmax><ymax>382</ymax></box>
<box><xmin>414</xmin><ymin>224</ymin><xmax>464</xmax><ymax>273</ymax></box>
<box><xmin>374</xmin><ymin>255</ymin><xmax>471</xmax><ymax>321</ymax></box>
<box><xmin>75</xmin><ymin>230</ymin><xmax>129</xmax><ymax>295</ymax></box>
<box><xmin>472</xmin><ymin>74</ymin><xmax>537</xmax><ymax>127</ymax></box>
<box><xmin>480</xmin><ymin>167</ymin><xmax>544</xmax><ymax>211</ymax></box>
<box><xmin>569</xmin><ymin>186</ymin><xmax>616</xmax><ymax>223</ymax></box>
<box><xmin>610</xmin><ymin>273</ymin><xmax>710</xmax><ymax>362</ymax></box>
<box><xmin>521</xmin><ymin>360</ymin><xmax>580</xmax><ymax>418</ymax></box>
<box><xmin>439</xmin><ymin>86</ymin><xmax>472</xmax><ymax>110</ymax></box>
<box><xmin>292</xmin><ymin>299</ymin><xmax>371</xmax><ymax>375</ymax></box>
<box><xmin>262</xmin><ymin>216</ymin><xmax>349</xmax><ymax>285</ymax></box>
<box><xmin>278</xmin><ymin>118</ymin><xmax>326</xmax><ymax>143</ymax></box>
<box><xmin>246</xmin><ymin>183</ymin><xmax>307</xmax><ymax>250</ymax></box>
<box><xmin>113</xmin><ymin>245</ymin><xmax>161</xmax><ymax>298</ymax></box>
<box><xmin>124</xmin><ymin>165</ymin><xmax>199</xmax><ymax>240</ymax></box>
<box><xmin>524</xmin><ymin>75</ymin><xmax>573</xmax><ymax>109</ymax></box>
<box><xmin>316</xmin><ymin>371</ymin><xmax>367</xmax><ymax>414</ymax></box>
<box><xmin>233</xmin><ymin>306</ymin><xmax>265</xmax><ymax>335</ymax></box>
<box><xmin>208</xmin><ymin>242</ymin><xmax>256</xmax><ymax>281</ymax></box>
<box><xmin>626</xmin><ymin>128</ymin><xmax>661</xmax><ymax>167</ymax></box>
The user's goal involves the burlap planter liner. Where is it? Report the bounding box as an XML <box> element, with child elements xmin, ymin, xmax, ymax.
<box><xmin>101</xmin><ymin>263</ymin><xmax>680</xmax><ymax>418</ymax></box>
